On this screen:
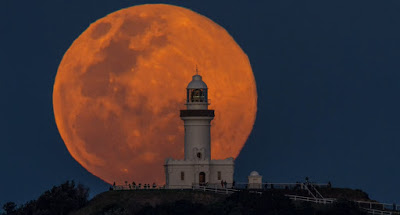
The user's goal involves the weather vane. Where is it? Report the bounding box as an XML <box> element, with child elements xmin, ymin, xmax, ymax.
<box><xmin>196</xmin><ymin>65</ymin><xmax>199</xmax><ymax>75</ymax></box>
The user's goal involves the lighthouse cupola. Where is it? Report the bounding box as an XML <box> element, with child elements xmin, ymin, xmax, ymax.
<box><xmin>186</xmin><ymin>74</ymin><xmax>209</xmax><ymax>110</ymax></box>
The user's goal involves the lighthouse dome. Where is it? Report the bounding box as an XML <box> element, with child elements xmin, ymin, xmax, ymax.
<box><xmin>187</xmin><ymin>75</ymin><xmax>207</xmax><ymax>89</ymax></box>
<box><xmin>250</xmin><ymin>171</ymin><xmax>260</xmax><ymax>176</ymax></box>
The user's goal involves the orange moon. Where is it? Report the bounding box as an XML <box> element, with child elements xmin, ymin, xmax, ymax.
<box><xmin>53</xmin><ymin>4</ymin><xmax>257</xmax><ymax>185</ymax></box>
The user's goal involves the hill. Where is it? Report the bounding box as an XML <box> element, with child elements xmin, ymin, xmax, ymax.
<box><xmin>71</xmin><ymin>188</ymin><xmax>369</xmax><ymax>215</ymax></box>
<box><xmin>1</xmin><ymin>181</ymin><xmax>374</xmax><ymax>215</ymax></box>
<box><xmin>71</xmin><ymin>189</ymin><xmax>226</xmax><ymax>215</ymax></box>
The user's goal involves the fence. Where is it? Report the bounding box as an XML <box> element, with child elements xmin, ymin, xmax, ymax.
<box><xmin>112</xmin><ymin>184</ymin><xmax>164</xmax><ymax>190</ymax></box>
<box><xmin>363</xmin><ymin>208</ymin><xmax>400</xmax><ymax>215</ymax></box>
<box><xmin>191</xmin><ymin>185</ymin><xmax>239</xmax><ymax>195</ymax></box>
<box><xmin>285</xmin><ymin>194</ymin><xmax>335</xmax><ymax>204</ymax></box>
<box><xmin>233</xmin><ymin>182</ymin><xmax>328</xmax><ymax>190</ymax></box>
<box><xmin>356</xmin><ymin>200</ymin><xmax>400</xmax><ymax>211</ymax></box>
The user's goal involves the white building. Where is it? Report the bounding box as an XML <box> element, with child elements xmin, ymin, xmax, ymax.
<box><xmin>164</xmin><ymin>73</ymin><xmax>234</xmax><ymax>189</ymax></box>
<box><xmin>248</xmin><ymin>171</ymin><xmax>262</xmax><ymax>189</ymax></box>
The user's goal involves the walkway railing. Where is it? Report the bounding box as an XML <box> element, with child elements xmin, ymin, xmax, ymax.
<box><xmin>234</xmin><ymin>182</ymin><xmax>328</xmax><ymax>190</ymax></box>
<box><xmin>112</xmin><ymin>184</ymin><xmax>164</xmax><ymax>190</ymax></box>
<box><xmin>363</xmin><ymin>208</ymin><xmax>400</xmax><ymax>215</ymax></box>
<box><xmin>191</xmin><ymin>185</ymin><xmax>240</xmax><ymax>195</ymax></box>
<box><xmin>285</xmin><ymin>194</ymin><xmax>400</xmax><ymax>214</ymax></box>
<box><xmin>285</xmin><ymin>194</ymin><xmax>335</xmax><ymax>204</ymax></box>
<box><xmin>309</xmin><ymin>183</ymin><xmax>324</xmax><ymax>198</ymax></box>
<box><xmin>356</xmin><ymin>200</ymin><xmax>400</xmax><ymax>211</ymax></box>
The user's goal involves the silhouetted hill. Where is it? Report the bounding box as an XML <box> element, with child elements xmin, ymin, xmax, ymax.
<box><xmin>71</xmin><ymin>190</ymin><xmax>226</xmax><ymax>215</ymax></box>
<box><xmin>2</xmin><ymin>182</ymin><xmax>372</xmax><ymax>215</ymax></box>
<box><xmin>318</xmin><ymin>187</ymin><xmax>370</xmax><ymax>201</ymax></box>
<box><xmin>71</xmin><ymin>189</ymin><xmax>368</xmax><ymax>215</ymax></box>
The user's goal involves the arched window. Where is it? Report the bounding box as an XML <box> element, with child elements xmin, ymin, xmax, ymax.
<box><xmin>197</xmin><ymin>152</ymin><xmax>202</xmax><ymax>159</ymax></box>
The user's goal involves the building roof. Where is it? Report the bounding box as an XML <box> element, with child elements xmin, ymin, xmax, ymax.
<box><xmin>250</xmin><ymin>171</ymin><xmax>260</xmax><ymax>176</ymax></box>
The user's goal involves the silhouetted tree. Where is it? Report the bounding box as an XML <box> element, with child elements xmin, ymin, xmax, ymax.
<box><xmin>8</xmin><ymin>180</ymin><xmax>89</xmax><ymax>215</ymax></box>
<box><xmin>2</xmin><ymin>202</ymin><xmax>16</xmax><ymax>215</ymax></box>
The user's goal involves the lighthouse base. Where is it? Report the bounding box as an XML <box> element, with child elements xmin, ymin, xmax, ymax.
<box><xmin>164</xmin><ymin>158</ymin><xmax>234</xmax><ymax>189</ymax></box>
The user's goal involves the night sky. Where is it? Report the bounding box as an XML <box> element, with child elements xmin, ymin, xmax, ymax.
<box><xmin>1</xmin><ymin>0</ymin><xmax>400</xmax><ymax>206</ymax></box>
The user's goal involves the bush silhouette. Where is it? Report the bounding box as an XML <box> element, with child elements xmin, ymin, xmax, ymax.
<box><xmin>2</xmin><ymin>180</ymin><xmax>89</xmax><ymax>215</ymax></box>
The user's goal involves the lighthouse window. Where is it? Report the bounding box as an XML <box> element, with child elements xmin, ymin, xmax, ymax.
<box><xmin>190</xmin><ymin>89</ymin><xmax>204</xmax><ymax>102</ymax></box>
<box><xmin>197</xmin><ymin>152</ymin><xmax>202</xmax><ymax>159</ymax></box>
<box><xmin>181</xmin><ymin>171</ymin><xmax>185</xmax><ymax>180</ymax></box>
<box><xmin>218</xmin><ymin>171</ymin><xmax>221</xmax><ymax>180</ymax></box>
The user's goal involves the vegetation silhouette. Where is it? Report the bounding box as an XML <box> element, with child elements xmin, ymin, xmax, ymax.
<box><xmin>1</xmin><ymin>181</ymin><xmax>89</xmax><ymax>215</ymax></box>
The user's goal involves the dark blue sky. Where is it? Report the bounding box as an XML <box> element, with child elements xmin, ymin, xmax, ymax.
<box><xmin>1</xmin><ymin>0</ymin><xmax>400</xmax><ymax>205</ymax></box>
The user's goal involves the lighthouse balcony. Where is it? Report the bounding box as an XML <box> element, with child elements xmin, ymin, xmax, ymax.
<box><xmin>184</xmin><ymin>99</ymin><xmax>211</xmax><ymax>105</ymax></box>
<box><xmin>180</xmin><ymin>110</ymin><xmax>215</xmax><ymax>117</ymax></box>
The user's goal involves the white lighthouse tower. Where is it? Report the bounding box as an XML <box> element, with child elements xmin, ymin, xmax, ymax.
<box><xmin>164</xmin><ymin>72</ymin><xmax>235</xmax><ymax>189</ymax></box>
<box><xmin>181</xmin><ymin>74</ymin><xmax>213</xmax><ymax>161</ymax></box>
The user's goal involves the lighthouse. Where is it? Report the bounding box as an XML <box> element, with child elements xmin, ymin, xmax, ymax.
<box><xmin>164</xmin><ymin>72</ymin><xmax>234</xmax><ymax>188</ymax></box>
<box><xmin>181</xmin><ymin>74</ymin><xmax>214</xmax><ymax>161</ymax></box>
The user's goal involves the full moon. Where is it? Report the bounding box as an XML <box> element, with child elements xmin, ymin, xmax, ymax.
<box><xmin>53</xmin><ymin>4</ymin><xmax>257</xmax><ymax>185</ymax></box>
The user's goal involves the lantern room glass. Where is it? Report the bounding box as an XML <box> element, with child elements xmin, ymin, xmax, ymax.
<box><xmin>187</xmin><ymin>89</ymin><xmax>208</xmax><ymax>103</ymax></box>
